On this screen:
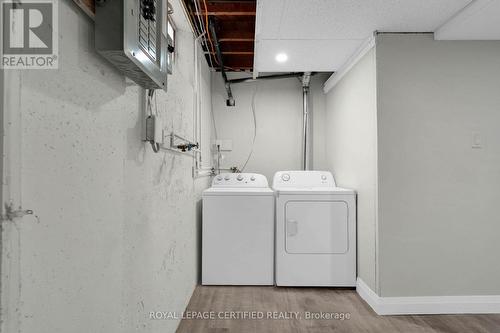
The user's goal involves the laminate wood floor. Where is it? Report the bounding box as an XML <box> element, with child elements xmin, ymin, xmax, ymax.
<box><xmin>176</xmin><ymin>286</ymin><xmax>500</xmax><ymax>333</ymax></box>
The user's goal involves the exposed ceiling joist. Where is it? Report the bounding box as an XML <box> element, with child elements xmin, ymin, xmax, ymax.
<box><xmin>205</xmin><ymin>51</ymin><xmax>254</xmax><ymax>55</ymax></box>
<box><xmin>197</xmin><ymin>11</ymin><xmax>255</xmax><ymax>16</ymax></box>
<box><xmin>196</xmin><ymin>1</ymin><xmax>255</xmax><ymax>15</ymax></box>
<box><xmin>182</xmin><ymin>0</ymin><xmax>257</xmax><ymax>71</ymax></box>
<box><xmin>219</xmin><ymin>37</ymin><xmax>254</xmax><ymax>42</ymax></box>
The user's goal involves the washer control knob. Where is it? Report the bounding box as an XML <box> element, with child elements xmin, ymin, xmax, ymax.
<box><xmin>237</xmin><ymin>175</ymin><xmax>244</xmax><ymax>181</ymax></box>
<box><xmin>281</xmin><ymin>173</ymin><xmax>290</xmax><ymax>181</ymax></box>
<box><xmin>224</xmin><ymin>175</ymin><xmax>230</xmax><ymax>181</ymax></box>
<box><xmin>216</xmin><ymin>176</ymin><xmax>222</xmax><ymax>181</ymax></box>
<box><xmin>321</xmin><ymin>175</ymin><xmax>327</xmax><ymax>180</ymax></box>
<box><xmin>250</xmin><ymin>176</ymin><xmax>256</xmax><ymax>181</ymax></box>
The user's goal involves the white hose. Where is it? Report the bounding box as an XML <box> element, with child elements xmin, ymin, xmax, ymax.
<box><xmin>241</xmin><ymin>84</ymin><xmax>258</xmax><ymax>172</ymax></box>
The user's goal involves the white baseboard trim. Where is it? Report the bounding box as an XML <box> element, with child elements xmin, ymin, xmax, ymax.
<box><xmin>356</xmin><ymin>278</ymin><xmax>500</xmax><ymax>315</ymax></box>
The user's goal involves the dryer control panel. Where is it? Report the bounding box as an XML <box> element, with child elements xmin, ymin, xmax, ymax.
<box><xmin>212</xmin><ymin>173</ymin><xmax>269</xmax><ymax>188</ymax></box>
<box><xmin>272</xmin><ymin>171</ymin><xmax>336</xmax><ymax>189</ymax></box>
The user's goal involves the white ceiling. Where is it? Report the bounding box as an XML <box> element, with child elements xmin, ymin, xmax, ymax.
<box><xmin>435</xmin><ymin>0</ymin><xmax>500</xmax><ymax>40</ymax></box>
<box><xmin>254</xmin><ymin>0</ymin><xmax>500</xmax><ymax>73</ymax></box>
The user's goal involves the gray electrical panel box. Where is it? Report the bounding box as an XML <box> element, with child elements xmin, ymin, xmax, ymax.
<box><xmin>95</xmin><ymin>0</ymin><xmax>168</xmax><ymax>90</ymax></box>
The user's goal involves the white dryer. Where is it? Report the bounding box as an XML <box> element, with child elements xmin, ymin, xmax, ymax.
<box><xmin>273</xmin><ymin>171</ymin><xmax>356</xmax><ymax>287</ymax></box>
<box><xmin>202</xmin><ymin>173</ymin><xmax>274</xmax><ymax>285</ymax></box>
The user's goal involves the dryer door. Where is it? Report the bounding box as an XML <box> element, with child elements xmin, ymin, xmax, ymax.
<box><xmin>285</xmin><ymin>201</ymin><xmax>348</xmax><ymax>254</ymax></box>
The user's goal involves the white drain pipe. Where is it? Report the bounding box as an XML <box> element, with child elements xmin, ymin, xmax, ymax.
<box><xmin>302</xmin><ymin>72</ymin><xmax>312</xmax><ymax>170</ymax></box>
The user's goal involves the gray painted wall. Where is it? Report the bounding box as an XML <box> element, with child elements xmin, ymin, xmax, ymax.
<box><xmin>0</xmin><ymin>51</ymin><xmax>3</xmax><ymax>318</ymax></box>
<box><xmin>0</xmin><ymin>1</ymin><xmax>211</xmax><ymax>332</ymax></box>
<box><xmin>377</xmin><ymin>34</ymin><xmax>500</xmax><ymax>297</ymax></box>
<box><xmin>211</xmin><ymin>73</ymin><xmax>328</xmax><ymax>182</ymax></box>
<box><xmin>325</xmin><ymin>34</ymin><xmax>500</xmax><ymax>298</ymax></box>
<box><xmin>324</xmin><ymin>49</ymin><xmax>378</xmax><ymax>291</ymax></box>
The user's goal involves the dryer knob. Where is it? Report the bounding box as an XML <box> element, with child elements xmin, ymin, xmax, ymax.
<box><xmin>250</xmin><ymin>176</ymin><xmax>256</xmax><ymax>181</ymax></box>
<box><xmin>216</xmin><ymin>176</ymin><xmax>222</xmax><ymax>181</ymax></box>
<box><xmin>224</xmin><ymin>176</ymin><xmax>230</xmax><ymax>181</ymax></box>
<box><xmin>237</xmin><ymin>175</ymin><xmax>244</xmax><ymax>181</ymax></box>
<box><xmin>281</xmin><ymin>173</ymin><xmax>290</xmax><ymax>181</ymax></box>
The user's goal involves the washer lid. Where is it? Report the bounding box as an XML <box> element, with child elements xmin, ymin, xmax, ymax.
<box><xmin>203</xmin><ymin>187</ymin><xmax>274</xmax><ymax>196</ymax></box>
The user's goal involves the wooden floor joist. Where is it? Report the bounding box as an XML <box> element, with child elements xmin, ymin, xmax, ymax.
<box><xmin>205</xmin><ymin>51</ymin><xmax>254</xmax><ymax>55</ymax></box>
<box><xmin>183</xmin><ymin>0</ymin><xmax>257</xmax><ymax>71</ymax></box>
<box><xmin>197</xmin><ymin>11</ymin><xmax>256</xmax><ymax>16</ymax></box>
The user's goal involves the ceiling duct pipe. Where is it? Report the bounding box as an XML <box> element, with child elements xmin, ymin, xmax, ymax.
<box><xmin>302</xmin><ymin>72</ymin><xmax>312</xmax><ymax>170</ymax></box>
<box><xmin>209</xmin><ymin>19</ymin><xmax>235</xmax><ymax>106</ymax></box>
<box><xmin>227</xmin><ymin>72</ymin><xmax>304</xmax><ymax>84</ymax></box>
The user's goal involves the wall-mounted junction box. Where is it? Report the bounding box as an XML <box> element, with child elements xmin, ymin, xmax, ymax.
<box><xmin>95</xmin><ymin>0</ymin><xmax>169</xmax><ymax>90</ymax></box>
<box><xmin>145</xmin><ymin>115</ymin><xmax>163</xmax><ymax>143</ymax></box>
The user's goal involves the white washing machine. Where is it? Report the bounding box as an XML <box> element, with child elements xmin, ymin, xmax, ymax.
<box><xmin>273</xmin><ymin>171</ymin><xmax>356</xmax><ymax>287</ymax></box>
<box><xmin>202</xmin><ymin>173</ymin><xmax>274</xmax><ymax>285</ymax></box>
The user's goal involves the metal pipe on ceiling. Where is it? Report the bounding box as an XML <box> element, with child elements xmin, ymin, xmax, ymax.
<box><xmin>227</xmin><ymin>72</ymin><xmax>304</xmax><ymax>84</ymax></box>
<box><xmin>208</xmin><ymin>19</ymin><xmax>235</xmax><ymax>106</ymax></box>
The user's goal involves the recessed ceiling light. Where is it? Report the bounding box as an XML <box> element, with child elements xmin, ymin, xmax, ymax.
<box><xmin>275</xmin><ymin>53</ymin><xmax>288</xmax><ymax>63</ymax></box>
